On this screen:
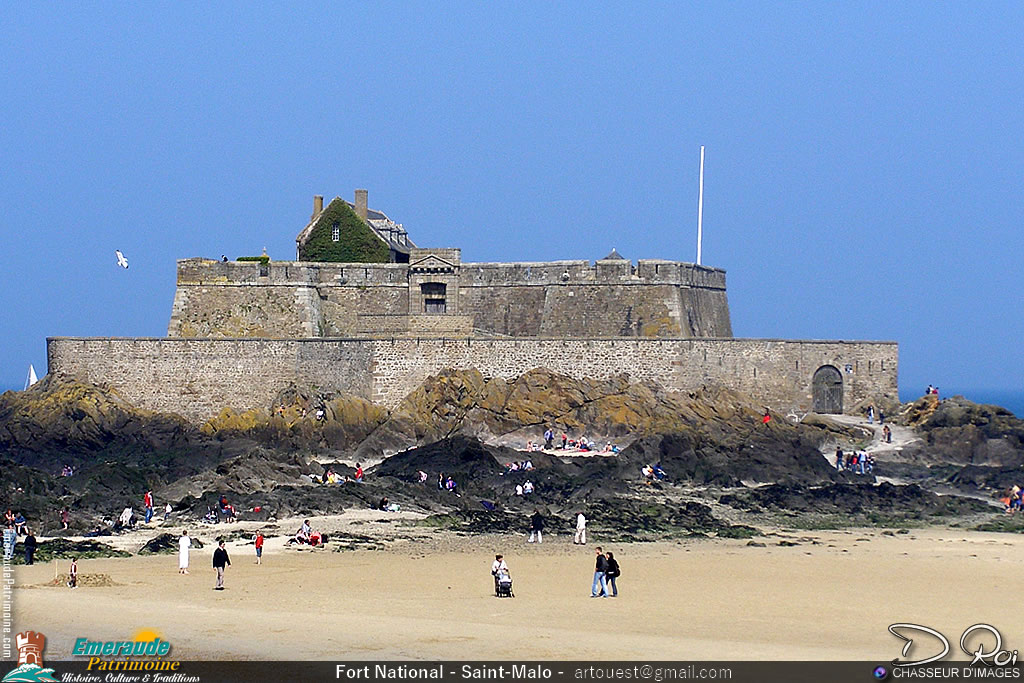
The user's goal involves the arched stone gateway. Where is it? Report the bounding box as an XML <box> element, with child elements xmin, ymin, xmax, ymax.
<box><xmin>812</xmin><ymin>365</ymin><xmax>843</xmax><ymax>414</ymax></box>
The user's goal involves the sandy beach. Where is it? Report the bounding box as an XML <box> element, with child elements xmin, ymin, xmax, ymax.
<box><xmin>12</xmin><ymin>515</ymin><xmax>1024</xmax><ymax>661</ymax></box>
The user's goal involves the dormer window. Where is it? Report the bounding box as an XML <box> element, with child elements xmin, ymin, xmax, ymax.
<box><xmin>331</xmin><ymin>222</ymin><xmax>340</xmax><ymax>242</ymax></box>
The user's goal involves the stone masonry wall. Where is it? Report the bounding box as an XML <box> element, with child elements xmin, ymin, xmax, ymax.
<box><xmin>47</xmin><ymin>338</ymin><xmax>375</xmax><ymax>420</ymax></box>
<box><xmin>168</xmin><ymin>258</ymin><xmax>732</xmax><ymax>339</ymax></box>
<box><xmin>48</xmin><ymin>337</ymin><xmax>897</xmax><ymax>423</ymax></box>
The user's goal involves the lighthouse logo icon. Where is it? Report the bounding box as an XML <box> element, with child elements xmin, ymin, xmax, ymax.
<box><xmin>2</xmin><ymin>631</ymin><xmax>59</xmax><ymax>682</ymax></box>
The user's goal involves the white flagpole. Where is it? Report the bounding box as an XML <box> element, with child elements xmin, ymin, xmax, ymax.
<box><xmin>697</xmin><ymin>146</ymin><xmax>705</xmax><ymax>266</ymax></box>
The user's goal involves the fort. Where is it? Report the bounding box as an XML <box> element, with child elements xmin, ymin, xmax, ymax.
<box><xmin>47</xmin><ymin>190</ymin><xmax>898</xmax><ymax>423</ymax></box>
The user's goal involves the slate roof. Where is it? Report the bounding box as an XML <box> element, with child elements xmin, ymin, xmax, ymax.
<box><xmin>296</xmin><ymin>197</ymin><xmax>416</xmax><ymax>255</ymax></box>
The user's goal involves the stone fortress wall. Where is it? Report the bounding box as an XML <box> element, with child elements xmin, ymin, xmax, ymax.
<box><xmin>166</xmin><ymin>250</ymin><xmax>732</xmax><ymax>340</ymax></box>
<box><xmin>47</xmin><ymin>336</ymin><xmax>898</xmax><ymax>423</ymax></box>
<box><xmin>46</xmin><ymin>191</ymin><xmax>899</xmax><ymax>423</ymax></box>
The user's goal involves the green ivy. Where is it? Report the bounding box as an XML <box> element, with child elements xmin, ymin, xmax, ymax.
<box><xmin>299</xmin><ymin>198</ymin><xmax>390</xmax><ymax>263</ymax></box>
<box><xmin>236</xmin><ymin>256</ymin><xmax>270</xmax><ymax>264</ymax></box>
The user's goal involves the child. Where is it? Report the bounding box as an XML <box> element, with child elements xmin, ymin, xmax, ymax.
<box><xmin>68</xmin><ymin>557</ymin><xmax>78</xmax><ymax>589</ymax></box>
<box><xmin>254</xmin><ymin>531</ymin><xmax>264</xmax><ymax>565</ymax></box>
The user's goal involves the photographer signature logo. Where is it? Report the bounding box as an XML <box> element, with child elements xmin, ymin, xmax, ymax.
<box><xmin>889</xmin><ymin>623</ymin><xmax>1018</xmax><ymax>667</ymax></box>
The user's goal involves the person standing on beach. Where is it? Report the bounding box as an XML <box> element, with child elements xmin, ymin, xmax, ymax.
<box><xmin>144</xmin><ymin>490</ymin><xmax>154</xmax><ymax>524</ymax></box>
<box><xmin>23</xmin><ymin>529</ymin><xmax>37</xmax><ymax>565</ymax></box>
<box><xmin>574</xmin><ymin>512</ymin><xmax>587</xmax><ymax>545</ymax></box>
<box><xmin>835</xmin><ymin>447</ymin><xmax>844</xmax><ymax>471</ymax></box>
<box><xmin>528</xmin><ymin>510</ymin><xmax>544</xmax><ymax>544</ymax></box>
<box><xmin>213</xmin><ymin>540</ymin><xmax>230</xmax><ymax>590</ymax></box>
<box><xmin>491</xmin><ymin>554</ymin><xmax>509</xmax><ymax>593</ymax></box>
<box><xmin>164</xmin><ymin>502</ymin><xmax>172</xmax><ymax>522</ymax></box>
<box><xmin>591</xmin><ymin>547</ymin><xmax>609</xmax><ymax>597</ymax></box>
<box><xmin>68</xmin><ymin>557</ymin><xmax>78</xmax><ymax>589</ymax></box>
<box><xmin>254</xmin><ymin>531</ymin><xmax>264</xmax><ymax>565</ymax></box>
<box><xmin>178</xmin><ymin>530</ymin><xmax>191</xmax><ymax>574</ymax></box>
<box><xmin>604</xmin><ymin>551</ymin><xmax>619</xmax><ymax>597</ymax></box>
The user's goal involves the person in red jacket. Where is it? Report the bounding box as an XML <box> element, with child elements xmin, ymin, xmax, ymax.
<box><xmin>254</xmin><ymin>532</ymin><xmax>264</xmax><ymax>565</ymax></box>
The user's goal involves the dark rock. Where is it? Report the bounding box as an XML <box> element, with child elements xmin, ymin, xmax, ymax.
<box><xmin>138</xmin><ymin>533</ymin><xmax>204</xmax><ymax>555</ymax></box>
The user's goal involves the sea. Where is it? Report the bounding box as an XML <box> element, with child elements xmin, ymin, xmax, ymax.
<box><xmin>899</xmin><ymin>388</ymin><xmax>1024</xmax><ymax>418</ymax></box>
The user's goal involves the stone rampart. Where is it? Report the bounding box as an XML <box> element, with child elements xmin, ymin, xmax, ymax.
<box><xmin>48</xmin><ymin>337</ymin><xmax>897</xmax><ymax>423</ymax></box>
<box><xmin>167</xmin><ymin>258</ymin><xmax>732</xmax><ymax>339</ymax></box>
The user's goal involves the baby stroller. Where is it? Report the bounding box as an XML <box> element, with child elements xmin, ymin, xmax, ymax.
<box><xmin>202</xmin><ymin>507</ymin><xmax>219</xmax><ymax>525</ymax></box>
<box><xmin>494</xmin><ymin>571</ymin><xmax>514</xmax><ymax>598</ymax></box>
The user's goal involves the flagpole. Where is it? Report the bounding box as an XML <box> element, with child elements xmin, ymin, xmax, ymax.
<box><xmin>697</xmin><ymin>146</ymin><xmax>705</xmax><ymax>266</ymax></box>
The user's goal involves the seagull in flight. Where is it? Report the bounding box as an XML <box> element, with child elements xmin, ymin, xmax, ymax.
<box><xmin>115</xmin><ymin>250</ymin><xmax>129</xmax><ymax>269</ymax></box>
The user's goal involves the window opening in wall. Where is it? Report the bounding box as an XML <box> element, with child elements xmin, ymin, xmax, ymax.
<box><xmin>422</xmin><ymin>282</ymin><xmax>447</xmax><ymax>314</ymax></box>
<box><xmin>332</xmin><ymin>222</ymin><xmax>340</xmax><ymax>242</ymax></box>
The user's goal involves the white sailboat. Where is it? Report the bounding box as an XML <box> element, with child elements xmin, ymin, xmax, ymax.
<box><xmin>24</xmin><ymin>364</ymin><xmax>38</xmax><ymax>390</ymax></box>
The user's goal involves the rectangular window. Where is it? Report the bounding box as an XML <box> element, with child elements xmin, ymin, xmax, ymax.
<box><xmin>421</xmin><ymin>282</ymin><xmax>446</xmax><ymax>314</ymax></box>
<box><xmin>332</xmin><ymin>223</ymin><xmax>340</xmax><ymax>242</ymax></box>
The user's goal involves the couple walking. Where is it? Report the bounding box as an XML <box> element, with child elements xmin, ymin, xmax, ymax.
<box><xmin>591</xmin><ymin>547</ymin><xmax>620</xmax><ymax>597</ymax></box>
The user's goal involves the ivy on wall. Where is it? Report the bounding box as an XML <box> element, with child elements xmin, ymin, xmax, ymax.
<box><xmin>298</xmin><ymin>199</ymin><xmax>390</xmax><ymax>263</ymax></box>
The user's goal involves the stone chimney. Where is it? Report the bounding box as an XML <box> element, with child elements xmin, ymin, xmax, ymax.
<box><xmin>354</xmin><ymin>189</ymin><xmax>368</xmax><ymax>220</ymax></box>
<box><xmin>312</xmin><ymin>195</ymin><xmax>323</xmax><ymax>220</ymax></box>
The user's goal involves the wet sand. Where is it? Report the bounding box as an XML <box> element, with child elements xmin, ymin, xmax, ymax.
<box><xmin>12</xmin><ymin>523</ymin><xmax>1024</xmax><ymax>661</ymax></box>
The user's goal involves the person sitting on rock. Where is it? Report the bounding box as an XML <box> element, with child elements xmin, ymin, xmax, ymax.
<box><xmin>523</xmin><ymin>480</ymin><xmax>534</xmax><ymax>495</ymax></box>
<box><xmin>652</xmin><ymin>464</ymin><xmax>667</xmax><ymax>480</ymax></box>
<box><xmin>641</xmin><ymin>465</ymin><xmax>654</xmax><ymax>479</ymax></box>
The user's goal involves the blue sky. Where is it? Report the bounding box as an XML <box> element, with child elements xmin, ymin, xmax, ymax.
<box><xmin>2</xmin><ymin>3</ymin><xmax>1022</xmax><ymax>403</ymax></box>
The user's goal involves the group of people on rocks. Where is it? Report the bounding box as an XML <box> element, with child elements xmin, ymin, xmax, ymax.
<box><xmin>438</xmin><ymin>472</ymin><xmax>459</xmax><ymax>494</ymax></box>
<box><xmin>313</xmin><ymin>463</ymin><xmax>364</xmax><ymax>485</ymax></box>
<box><xmin>290</xmin><ymin>519</ymin><xmax>325</xmax><ymax>547</ymax></box>
<box><xmin>503</xmin><ymin>460</ymin><xmax>534</xmax><ymax>474</ymax></box>
<box><xmin>513</xmin><ymin>480</ymin><xmax>535</xmax><ymax>496</ymax></box>
<box><xmin>528</xmin><ymin>430</ymin><xmax>619</xmax><ymax>453</ymax></box>
<box><xmin>1000</xmin><ymin>485</ymin><xmax>1024</xmax><ymax>513</ymax></box>
<box><xmin>835</xmin><ymin>447</ymin><xmax>875</xmax><ymax>474</ymax></box>
<box><xmin>641</xmin><ymin>463</ymin><xmax>667</xmax><ymax>481</ymax></box>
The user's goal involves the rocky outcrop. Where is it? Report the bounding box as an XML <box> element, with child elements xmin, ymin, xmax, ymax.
<box><xmin>899</xmin><ymin>395</ymin><xmax>1024</xmax><ymax>467</ymax></box>
<box><xmin>355</xmin><ymin>368</ymin><xmax>820</xmax><ymax>457</ymax></box>
<box><xmin>0</xmin><ymin>376</ymin><xmax>192</xmax><ymax>456</ymax></box>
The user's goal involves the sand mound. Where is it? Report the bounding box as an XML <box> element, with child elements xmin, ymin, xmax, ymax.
<box><xmin>50</xmin><ymin>573</ymin><xmax>118</xmax><ymax>587</ymax></box>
